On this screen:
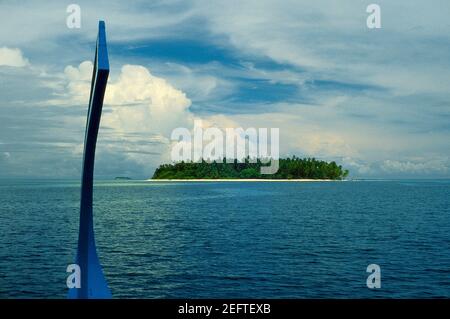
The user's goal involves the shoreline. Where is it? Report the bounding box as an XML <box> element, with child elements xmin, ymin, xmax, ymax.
<box><xmin>146</xmin><ymin>179</ymin><xmax>344</xmax><ymax>182</ymax></box>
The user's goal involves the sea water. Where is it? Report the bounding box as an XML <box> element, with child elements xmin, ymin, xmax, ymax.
<box><xmin>0</xmin><ymin>179</ymin><xmax>449</xmax><ymax>298</ymax></box>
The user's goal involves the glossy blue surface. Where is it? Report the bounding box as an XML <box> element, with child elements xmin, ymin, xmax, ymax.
<box><xmin>68</xmin><ymin>21</ymin><xmax>110</xmax><ymax>299</ymax></box>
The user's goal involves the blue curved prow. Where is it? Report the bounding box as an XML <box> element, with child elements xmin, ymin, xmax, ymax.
<box><xmin>68</xmin><ymin>21</ymin><xmax>111</xmax><ymax>299</ymax></box>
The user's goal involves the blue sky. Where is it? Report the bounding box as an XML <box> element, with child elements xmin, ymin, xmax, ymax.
<box><xmin>1</xmin><ymin>0</ymin><xmax>450</xmax><ymax>178</ymax></box>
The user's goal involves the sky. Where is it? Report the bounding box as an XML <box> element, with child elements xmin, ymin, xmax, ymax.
<box><xmin>0</xmin><ymin>0</ymin><xmax>449</xmax><ymax>179</ymax></box>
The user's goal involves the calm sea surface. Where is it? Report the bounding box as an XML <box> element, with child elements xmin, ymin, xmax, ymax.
<box><xmin>0</xmin><ymin>179</ymin><xmax>449</xmax><ymax>298</ymax></box>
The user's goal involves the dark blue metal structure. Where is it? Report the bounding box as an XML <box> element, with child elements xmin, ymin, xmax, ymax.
<box><xmin>68</xmin><ymin>21</ymin><xmax>111</xmax><ymax>299</ymax></box>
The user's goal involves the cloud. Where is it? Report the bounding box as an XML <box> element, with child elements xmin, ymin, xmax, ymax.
<box><xmin>45</xmin><ymin>61</ymin><xmax>201</xmax><ymax>174</ymax></box>
<box><xmin>64</xmin><ymin>61</ymin><xmax>93</xmax><ymax>81</ymax></box>
<box><xmin>0</xmin><ymin>0</ymin><xmax>196</xmax><ymax>47</ymax></box>
<box><xmin>341</xmin><ymin>157</ymin><xmax>374</xmax><ymax>175</ymax></box>
<box><xmin>160</xmin><ymin>62</ymin><xmax>235</xmax><ymax>104</ymax></box>
<box><xmin>0</xmin><ymin>47</ymin><xmax>29</xmax><ymax>67</ymax></box>
<box><xmin>55</xmin><ymin>61</ymin><xmax>195</xmax><ymax>135</ymax></box>
<box><xmin>381</xmin><ymin>158</ymin><xmax>449</xmax><ymax>175</ymax></box>
<box><xmin>193</xmin><ymin>0</ymin><xmax>450</xmax><ymax>96</ymax></box>
<box><xmin>1</xmin><ymin>1</ymin><xmax>450</xmax><ymax>178</ymax></box>
<box><xmin>104</xmin><ymin>64</ymin><xmax>193</xmax><ymax>136</ymax></box>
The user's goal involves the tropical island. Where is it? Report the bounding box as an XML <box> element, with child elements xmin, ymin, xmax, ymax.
<box><xmin>114</xmin><ymin>176</ymin><xmax>132</xmax><ymax>180</ymax></box>
<box><xmin>152</xmin><ymin>157</ymin><xmax>349</xmax><ymax>180</ymax></box>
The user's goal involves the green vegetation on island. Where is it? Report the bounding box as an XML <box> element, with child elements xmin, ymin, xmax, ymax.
<box><xmin>152</xmin><ymin>157</ymin><xmax>349</xmax><ymax>180</ymax></box>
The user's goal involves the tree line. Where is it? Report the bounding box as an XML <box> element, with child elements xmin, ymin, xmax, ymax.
<box><xmin>152</xmin><ymin>157</ymin><xmax>349</xmax><ymax>180</ymax></box>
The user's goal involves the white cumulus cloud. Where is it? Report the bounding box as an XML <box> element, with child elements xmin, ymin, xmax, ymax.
<box><xmin>0</xmin><ymin>47</ymin><xmax>29</xmax><ymax>67</ymax></box>
<box><xmin>104</xmin><ymin>64</ymin><xmax>193</xmax><ymax>137</ymax></box>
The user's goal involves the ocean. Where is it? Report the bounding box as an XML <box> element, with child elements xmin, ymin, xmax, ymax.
<box><xmin>0</xmin><ymin>179</ymin><xmax>449</xmax><ymax>298</ymax></box>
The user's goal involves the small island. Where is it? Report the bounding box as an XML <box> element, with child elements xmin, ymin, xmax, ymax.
<box><xmin>114</xmin><ymin>176</ymin><xmax>132</xmax><ymax>180</ymax></box>
<box><xmin>152</xmin><ymin>157</ymin><xmax>349</xmax><ymax>180</ymax></box>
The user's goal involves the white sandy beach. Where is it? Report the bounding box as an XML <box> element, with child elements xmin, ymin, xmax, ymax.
<box><xmin>146</xmin><ymin>179</ymin><xmax>341</xmax><ymax>182</ymax></box>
